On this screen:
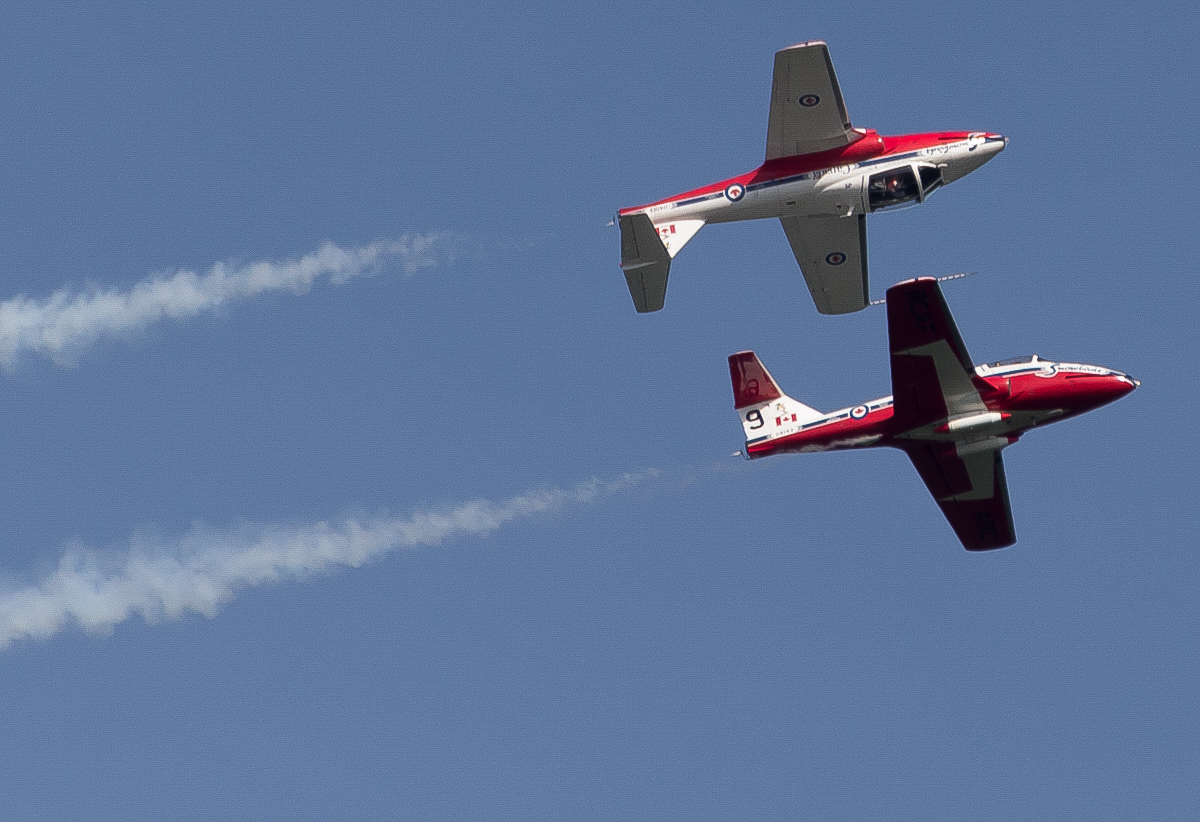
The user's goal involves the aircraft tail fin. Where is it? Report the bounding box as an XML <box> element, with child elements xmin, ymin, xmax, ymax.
<box><xmin>618</xmin><ymin>214</ymin><xmax>705</xmax><ymax>312</ymax></box>
<box><xmin>619</xmin><ymin>213</ymin><xmax>670</xmax><ymax>312</ymax></box>
<box><xmin>728</xmin><ymin>351</ymin><xmax>823</xmax><ymax>441</ymax></box>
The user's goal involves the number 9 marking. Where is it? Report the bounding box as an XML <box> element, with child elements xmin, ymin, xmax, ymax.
<box><xmin>746</xmin><ymin>409</ymin><xmax>764</xmax><ymax>429</ymax></box>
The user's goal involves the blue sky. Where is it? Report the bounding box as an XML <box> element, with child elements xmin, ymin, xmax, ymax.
<box><xmin>0</xmin><ymin>2</ymin><xmax>1196</xmax><ymax>819</ymax></box>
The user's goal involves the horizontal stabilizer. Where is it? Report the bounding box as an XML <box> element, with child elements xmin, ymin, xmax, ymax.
<box><xmin>619</xmin><ymin>213</ymin><xmax>671</xmax><ymax>313</ymax></box>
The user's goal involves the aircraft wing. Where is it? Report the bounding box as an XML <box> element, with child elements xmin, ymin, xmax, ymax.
<box><xmin>619</xmin><ymin>213</ymin><xmax>671</xmax><ymax>313</ymax></box>
<box><xmin>780</xmin><ymin>214</ymin><xmax>868</xmax><ymax>314</ymax></box>
<box><xmin>902</xmin><ymin>443</ymin><xmax>1016</xmax><ymax>550</ymax></box>
<box><xmin>765</xmin><ymin>41</ymin><xmax>857</xmax><ymax>160</ymax></box>
<box><xmin>887</xmin><ymin>278</ymin><xmax>988</xmax><ymax>431</ymax></box>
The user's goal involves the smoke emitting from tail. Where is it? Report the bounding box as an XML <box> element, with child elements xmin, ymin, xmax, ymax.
<box><xmin>0</xmin><ymin>234</ymin><xmax>454</xmax><ymax>369</ymax></box>
<box><xmin>0</xmin><ymin>471</ymin><xmax>656</xmax><ymax>649</ymax></box>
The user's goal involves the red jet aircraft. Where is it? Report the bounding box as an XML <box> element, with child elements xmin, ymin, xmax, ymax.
<box><xmin>619</xmin><ymin>41</ymin><xmax>1006</xmax><ymax>314</ymax></box>
<box><xmin>729</xmin><ymin>278</ymin><xmax>1138</xmax><ymax>549</ymax></box>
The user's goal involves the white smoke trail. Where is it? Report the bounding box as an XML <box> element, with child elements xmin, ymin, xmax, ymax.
<box><xmin>0</xmin><ymin>234</ymin><xmax>454</xmax><ymax>369</ymax></box>
<box><xmin>0</xmin><ymin>471</ymin><xmax>657</xmax><ymax>649</ymax></box>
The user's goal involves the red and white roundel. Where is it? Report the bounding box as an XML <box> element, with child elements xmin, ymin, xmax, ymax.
<box><xmin>725</xmin><ymin>183</ymin><xmax>745</xmax><ymax>202</ymax></box>
<box><xmin>825</xmin><ymin>251</ymin><xmax>847</xmax><ymax>266</ymax></box>
<box><xmin>850</xmin><ymin>405</ymin><xmax>868</xmax><ymax>420</ymax></box>
<box><xmin>799</xmin><ymin>94</ymin><xmax>821</xmax><ymax>107</ymax></box>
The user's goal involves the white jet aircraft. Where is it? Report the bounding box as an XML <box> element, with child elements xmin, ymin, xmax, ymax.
<box><xmin>618</xmin><ymin>40</ymin><xmax>1007</xmax><ymax>313</ymax></box>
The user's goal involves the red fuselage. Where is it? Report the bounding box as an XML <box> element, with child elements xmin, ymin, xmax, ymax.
<box><xmin>745</xmin><ymin>360</ymin><xmax>1138</xmax><ymax>460</ymax></box>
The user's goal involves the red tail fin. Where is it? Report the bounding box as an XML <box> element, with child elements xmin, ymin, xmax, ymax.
<box><xmin>729</xmin><ymin>351</ymin><xmax>783</xmax><ymax>409</ymax></box>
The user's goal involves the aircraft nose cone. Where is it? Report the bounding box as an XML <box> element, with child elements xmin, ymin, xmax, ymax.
<box><xmin>1067</xmin><ymin>373</ymin><xmax>1138</xmax><ymax>413</ymax></box>
<box><xmin>1095</xmin><ymin>373</ymin><xmax>1139</xmax><ymax>406</ymax></box>
<box><xmin>982</xmin><ymin>133</ymin><xmax>1008</xmax><ymax>154</ymax></box>
<box><xmin>945</xmin><ymin>133</ymin><xmax>1007</xmax><ymax>183</ymax></box>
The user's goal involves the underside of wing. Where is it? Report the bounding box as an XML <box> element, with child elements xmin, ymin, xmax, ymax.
<box><xmin>619</xmin><ymin>213</ymin><xmax>671</xmax><ymax>313</ymax></box>
<box><xmin>903</xmin><ymin>444</ymin><xmax>1016</xmax><ymax>550</ymax></box>
<box><xmin>887</xmin><ymin>278</ymin><xmax>988</xmax><ymax>430</ymax></box>
<box><xmin>779</xmin><ymin>214</ymin><xmax>868</xmax><ymax>315</ymax></box>
<box><xmin>765</xmin><ymin>41</ymin><xmax>857</xmax><ymax>160</ymax></box>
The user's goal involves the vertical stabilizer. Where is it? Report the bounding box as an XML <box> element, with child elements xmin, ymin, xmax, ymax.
<box><xmin>619</xmin><ymin>213</ymin><xmax>671</xmax><ymax>313</ymax></box>
<box><xmin>728</xmin><ymin>351</ymin><xmax>823</xmax><ymax>441</ymax></box>
<box><xmin>618</xmin><ymin>214</ymin><xmax>706</xmax><ymax>312</ymax></box>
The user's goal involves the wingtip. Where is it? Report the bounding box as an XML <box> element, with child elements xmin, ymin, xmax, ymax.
<box><xmin>964</xmin><ymin>538</ymin><xmax>1017</xmax><ymax>552</ymax></box>
<box><xmin>781</xmin><ymin>39</ymin><xmax>828</xmax><ymax>51</ymax></box>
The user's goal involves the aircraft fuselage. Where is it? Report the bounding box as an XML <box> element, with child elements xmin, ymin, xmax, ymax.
<box><xmin>620</xmin><ymin>130</ymin><xmax>1007</xmax><ymax>254</ymax></box>
<box><xmin>743</xmin><ymin>357</ymin><xmax>1137</xmax><ymax>460</ymax></box>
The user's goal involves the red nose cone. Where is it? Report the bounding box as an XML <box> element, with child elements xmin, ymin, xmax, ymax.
<box><xmin>1076</xmin><ymin>374</ymin><xmax>1138</xmax><ymax>411</ymax></box>
<box><xmin>1110</xmin><ymin>374</ymin><xmax>1139</xmax><ymax>397</ymax></box>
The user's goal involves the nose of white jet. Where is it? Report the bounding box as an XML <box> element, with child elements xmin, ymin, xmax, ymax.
<box><xmin>941</xmin><ymin>132</ymin><xmax>1008</xmax><ymax>184</ymax></box>
<box><xmin>970</xmin><ymin>132</ymin><xmax>1007</xmax><ymax>153</ymax></box>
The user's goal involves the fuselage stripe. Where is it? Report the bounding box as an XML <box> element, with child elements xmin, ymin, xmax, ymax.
<box><xmin>662</xmin><ymin>148</ymin><xmax>949</xmax><ymax>210</ymax></box>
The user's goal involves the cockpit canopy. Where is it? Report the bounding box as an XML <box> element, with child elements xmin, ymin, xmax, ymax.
<box><xmin>917</xmin><ymin>164</ymin><xmax>942</xmax><ymax>196</ymax></box>
<box><xmin>975</xmin><ymin>354</ymin><xmax>1054</xmax><ymax>377</ymax></box>
<box><xmin>867</xmin><ymin>163</ymin><xmax>944</xmax><ymax>212</ymax></box>
<box><xmin>992</xmin><ymin>355</ymin><xmax>1041</xmax><ymax>367</ymax></box>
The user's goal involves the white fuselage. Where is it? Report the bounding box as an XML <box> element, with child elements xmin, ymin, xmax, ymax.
<box><xmin>633</xmin><ymin>133</ymin><xmax>1006</xmax><ymax>228</ymax></box>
